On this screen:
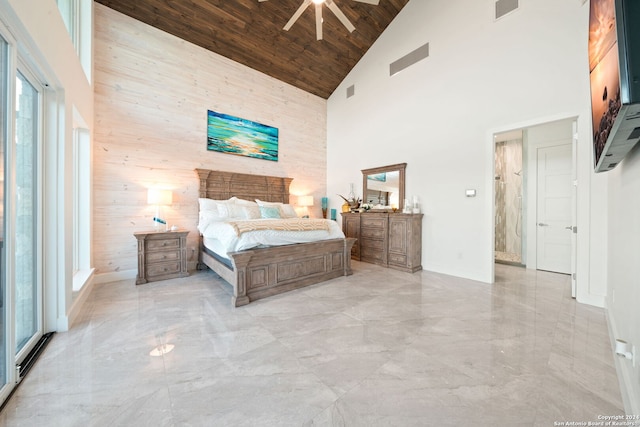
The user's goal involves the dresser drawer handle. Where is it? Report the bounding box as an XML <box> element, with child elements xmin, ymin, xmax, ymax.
<box><xmin>162</xmin><ymin>242</ymin><xmax>167</xmax><ymax>246</ymax></box>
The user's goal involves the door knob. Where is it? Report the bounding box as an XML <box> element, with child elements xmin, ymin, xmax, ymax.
<box><xmin>538</xmin><ymin>223</ymin><xmax>548</xmax><ymax>227</ymax></box>
<box><xmin>565</xmin><ymin>226</ymin><xmax>572</xmax><ymax>230</ymax></box>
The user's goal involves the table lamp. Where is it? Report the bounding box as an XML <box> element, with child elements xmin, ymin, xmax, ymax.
<box><xmin>147</xmin><ymin>188</ymin><xmax>172</xmax><ymax>230</ymax></box>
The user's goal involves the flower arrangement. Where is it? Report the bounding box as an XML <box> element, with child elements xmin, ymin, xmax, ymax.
<box><xmin>361</xmin><ymin>203</ymin><xmax>373</xmax><ymax>211</ymax></box>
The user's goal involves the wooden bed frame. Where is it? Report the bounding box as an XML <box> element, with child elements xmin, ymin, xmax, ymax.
<box><xmin>196</xmin><ymin>168</ymin><xmax>356</xmax><ymax>307</ymax></box>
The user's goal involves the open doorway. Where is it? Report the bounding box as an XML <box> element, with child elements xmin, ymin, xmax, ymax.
<box><xmin>494</xmin><ymin>130</ymin><xmax>524</xmax><ymax>266</ymax></box>
<box><xmin>493</xmin><ymin>118</ymin><xmax>577</xmax><ymax>293</ymax></box>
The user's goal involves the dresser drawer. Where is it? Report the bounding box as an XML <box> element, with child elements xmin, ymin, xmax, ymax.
<box><xmin>147</xmin><ymin>261</ymin><xmax>181</xmax><ymax>278</ymax></box>
<box><xmin>361</xmin><ymin>216</ymin><xmax>387</xmax><ymax>229</ymax></box>
<box><xmin>147</xmin><ymin>250</ymin><xmax>180</xmax><ymax>263</ymax></box>
<box><xmin>360</xmin><ymin>238</ymin><xmax>384</xmax><ymax>250</ymax></box>
<box><xmin>389</xmin><ymin>253</ymin><xmax>407</xmax><ymax>266</ymax></box>
<box><xmin>361</xmin><ymin>227</ymin><xmax>386</xmax><ymax>239</ymax></box>
<box><xmin>146</xmin><ymin>238</ymin><xmax>180</xmax><ymax>251</ymax></box>
<box><xmin>361</xmin><ymin>247</ymin><xmax>385</xmax><ymax>263</ymax></box>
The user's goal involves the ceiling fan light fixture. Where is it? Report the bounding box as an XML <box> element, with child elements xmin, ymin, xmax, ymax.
<box><xmin>271</xmin><ymin>0</ymin><xmax>377</xmax><ymax>39</ymax></box>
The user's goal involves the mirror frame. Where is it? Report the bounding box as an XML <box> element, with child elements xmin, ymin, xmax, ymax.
<box><xmin>361</xmin><ymin>163</ymin><xmax>407</xmax><ymax>212</ymax></box>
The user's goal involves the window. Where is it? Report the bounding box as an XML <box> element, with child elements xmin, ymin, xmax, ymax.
<box><xmin>72</xmin><ymin>126</ymin><xmax>91</xmax><ymax>291</ymax></box>
<box><xmin>56</xmin><ymin>0</ymin><xmax>92</xmax><ymax>82</ymax></box>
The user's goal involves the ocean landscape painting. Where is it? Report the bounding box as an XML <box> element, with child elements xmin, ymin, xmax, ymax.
<box><xmin>207</xmin><ymin>110</ymin><xmax>279</xmax><ymax>162</ymax></box>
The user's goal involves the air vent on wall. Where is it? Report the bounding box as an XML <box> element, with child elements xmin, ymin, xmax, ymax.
<box><xmin>390</xmin><ymin>43</ymin><xmax>429</xmax><ymax>77</ymax></box>
<box><xmin>347</xmin><ymin>84</ymin><xmax>355</xmax><ymax>98</ymax></box>
<box><xmin>495</xmin><ymin>0</ymin><xmax>519</xmax><ymax>20</ymax></box>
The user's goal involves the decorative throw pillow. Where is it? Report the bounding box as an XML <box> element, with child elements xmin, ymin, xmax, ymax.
<box><xmin>242</xmin><ymin>205</ymin><xmax>261</xmax><ymax>220</ymax></box>
<box><xmin>256</xmin><ymin>199</ymin><xmax>286</xmax><ymax>216</ymax></box>
<box><xmin>259</xmin><ymin>206</ymin><xmax>281</xmax><ymax>219</ymax></box>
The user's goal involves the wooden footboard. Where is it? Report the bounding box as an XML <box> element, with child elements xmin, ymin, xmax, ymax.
<box><xmin>200</xmin><ymin>238</ymin><xmax>356</xmax><ymax>307</ymax></box>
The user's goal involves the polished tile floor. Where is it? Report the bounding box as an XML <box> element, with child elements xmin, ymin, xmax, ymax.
<box><xmin>0</xmin><ymin>262</ymin><xmax>624</xmax><ymax>426</ymax></box>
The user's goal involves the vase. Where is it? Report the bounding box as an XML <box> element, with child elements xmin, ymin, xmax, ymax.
<box><xmin>348</xmin><ymin>183</ymin><xmax>355</xmax><ymax>201</ymax></box>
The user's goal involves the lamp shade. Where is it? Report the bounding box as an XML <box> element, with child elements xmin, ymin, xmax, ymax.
<box><xmin>298</xmin><ymin>195</ymin><xmax>314</xmax><ymax>207</ymax></box>
<box><xmin>147</xmin><ymin>189</ymin><xmax>173</xmax><ymax>206</ymax></box>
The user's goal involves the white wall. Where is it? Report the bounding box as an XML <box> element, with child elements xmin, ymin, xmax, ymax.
<box><xmin>327</xmin><ymin>0</ymin><xmax>607</xmax><ymax>304</ymax></box>
<box><xmin>607</xmin><ymin>143</ymin><xmax>640</xmax><ymax>414</ymax></box>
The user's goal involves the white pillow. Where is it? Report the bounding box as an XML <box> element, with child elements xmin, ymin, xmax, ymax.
<box><xmin>198</xmin><ymin>210</ymin><xmax>222</xmax><ymax>234</ymax></box>
<box><xmin>216</xmin><ymin>200</ymin><xmax>244</xmax><ymax>219</ymax></box>
<box><xmin>199</xmin><ymin>198</ymin><xmax>220</xmax><ymax>216</ymax></box>
<box><xmin>198</xmin><ymin>197</ymin><xmax>237</xmax><ymax>232</ymax></box>
<box><xmin>280</xmin><ymin>204</ymin><xmax>298</xmax><ymax>218</ymax></box>
<box><xmin>234</xmin><ymin>198</ymin><xmax>256</xmax><ymax>206</ymax></box>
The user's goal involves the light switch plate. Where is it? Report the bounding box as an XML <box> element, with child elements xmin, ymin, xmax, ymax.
<box><xmin>466</xmin><ymin>189</ymin><xmax>476</xmax><ymax>197</ymax></box>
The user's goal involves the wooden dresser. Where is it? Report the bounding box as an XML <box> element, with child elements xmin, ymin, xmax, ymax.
<box><xmin>341</xmin><ymin>212</ymin><xmax>423</xmax><ymax>273</ymax></box>
<box><xmin>134</xmin><ymin>230</ymin><xmax>189</xmax><ymax>284</ymax></box>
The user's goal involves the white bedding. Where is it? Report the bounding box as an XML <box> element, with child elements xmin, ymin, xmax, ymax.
<box><xmin>201</xmin><ymin>218</ymin><xmax>345</xmax><ymax>259</ymax></box>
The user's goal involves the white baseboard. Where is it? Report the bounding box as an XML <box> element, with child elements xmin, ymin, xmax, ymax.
<box><xmin>93</xmin><ymin>269</ymin><xmax>137</xmax><ymax>284</ymax></box>
<box><xmin>605</xmin><ymin>304</ymin><xmax>640</xmax><ymax>416</ymax></box>
<box><xmin>67</xmin><ymin>271</ymin><xmax>96</xmax><ymax>330</ymax></box>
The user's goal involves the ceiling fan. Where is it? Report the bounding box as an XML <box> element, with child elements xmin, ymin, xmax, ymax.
<box><xmin>259</xmin><ymin>0</ymin><xmax>380</xmax><ymax>40</ymax></box>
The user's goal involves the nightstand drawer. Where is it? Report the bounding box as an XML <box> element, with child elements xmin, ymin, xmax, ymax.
<box><xmin>146</xmin><ymin>238</ymin><xmax>180</xmax><ymax>251</ymax></box>
<box><xmin>147</xmin><ymin>250</ymin><xmax>180</xmax><ymax>263</ymax></box>
<box><xmin>134</xmin><ymin>230</ymin><xmax>189</xmax><ymax>285</ymax></box>
<box><xmin>147</xmin><ymin>261</ymin><xmax>181</xmax><ymax>278</ymax></box>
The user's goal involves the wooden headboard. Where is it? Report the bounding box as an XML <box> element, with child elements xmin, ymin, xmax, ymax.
<box><xmin>195</xmin><ymin>169</ymin><xmax>293</xmax><ymax>204</ymax></box>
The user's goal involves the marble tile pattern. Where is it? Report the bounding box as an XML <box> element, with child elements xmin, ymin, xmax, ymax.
<box><xmin>0</xmin><ymin>262</ymin><xmax>624</xmax><ymax>426</ymax></box>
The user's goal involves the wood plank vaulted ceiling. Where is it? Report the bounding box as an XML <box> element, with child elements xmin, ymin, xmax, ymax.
<box><xmin>94</xmin><ymin>0</ymin><xmax>410</xmax><ymax>99</ymax></box>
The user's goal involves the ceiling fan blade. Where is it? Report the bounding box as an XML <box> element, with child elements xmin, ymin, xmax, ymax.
<box><xmin>353</xmin><ymin>0</ymin><xmax>379</xmax><ymax>4</ymax></box>
<box><xmin>315</xmin><ymin>3</ymin><xmax>323</xmax><ymax>40</ymax></box>
<box><xmin>326</xmin><ymin>1</ymin><xmax>355</xmax><ymax>33</ymax></box>
<box><xmin>284</xmin><ymin>0</ymin><xmax>312</xmax><ymax>31</ymax></box>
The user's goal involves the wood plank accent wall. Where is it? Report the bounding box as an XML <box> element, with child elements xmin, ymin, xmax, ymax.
<box><xmin>93</xmin><ymin>4</ymin><xmax>327</xmax><ymax>277</ymax></box>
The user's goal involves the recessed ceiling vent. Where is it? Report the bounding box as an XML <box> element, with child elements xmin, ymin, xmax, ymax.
<box><xmin>495</xmin><ymin>0</ymin><xmax>519</xmax><ymax>20</ymax></box>
<box><xmin>390</xmin><ymin>43</ymin><xmax>429</xmax><ymax>77</ymax></box>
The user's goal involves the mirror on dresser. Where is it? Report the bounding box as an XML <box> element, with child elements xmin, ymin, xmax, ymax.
<box><xmin>361</xmin><ymin>163</ymin><xmax>406</xmax><ymax>211</ymax></box>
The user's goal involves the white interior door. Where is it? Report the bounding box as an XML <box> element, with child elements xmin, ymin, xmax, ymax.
<box><xmin>536</xmin><ymin>144</ymin><xmax>572</xmax><ymax>274</ymax></box>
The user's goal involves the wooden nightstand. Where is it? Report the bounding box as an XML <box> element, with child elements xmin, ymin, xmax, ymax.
<box><xmin>134</xmin><ymin>230</ymin><xmax>189</xmax><ymax>285</ymax></box>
